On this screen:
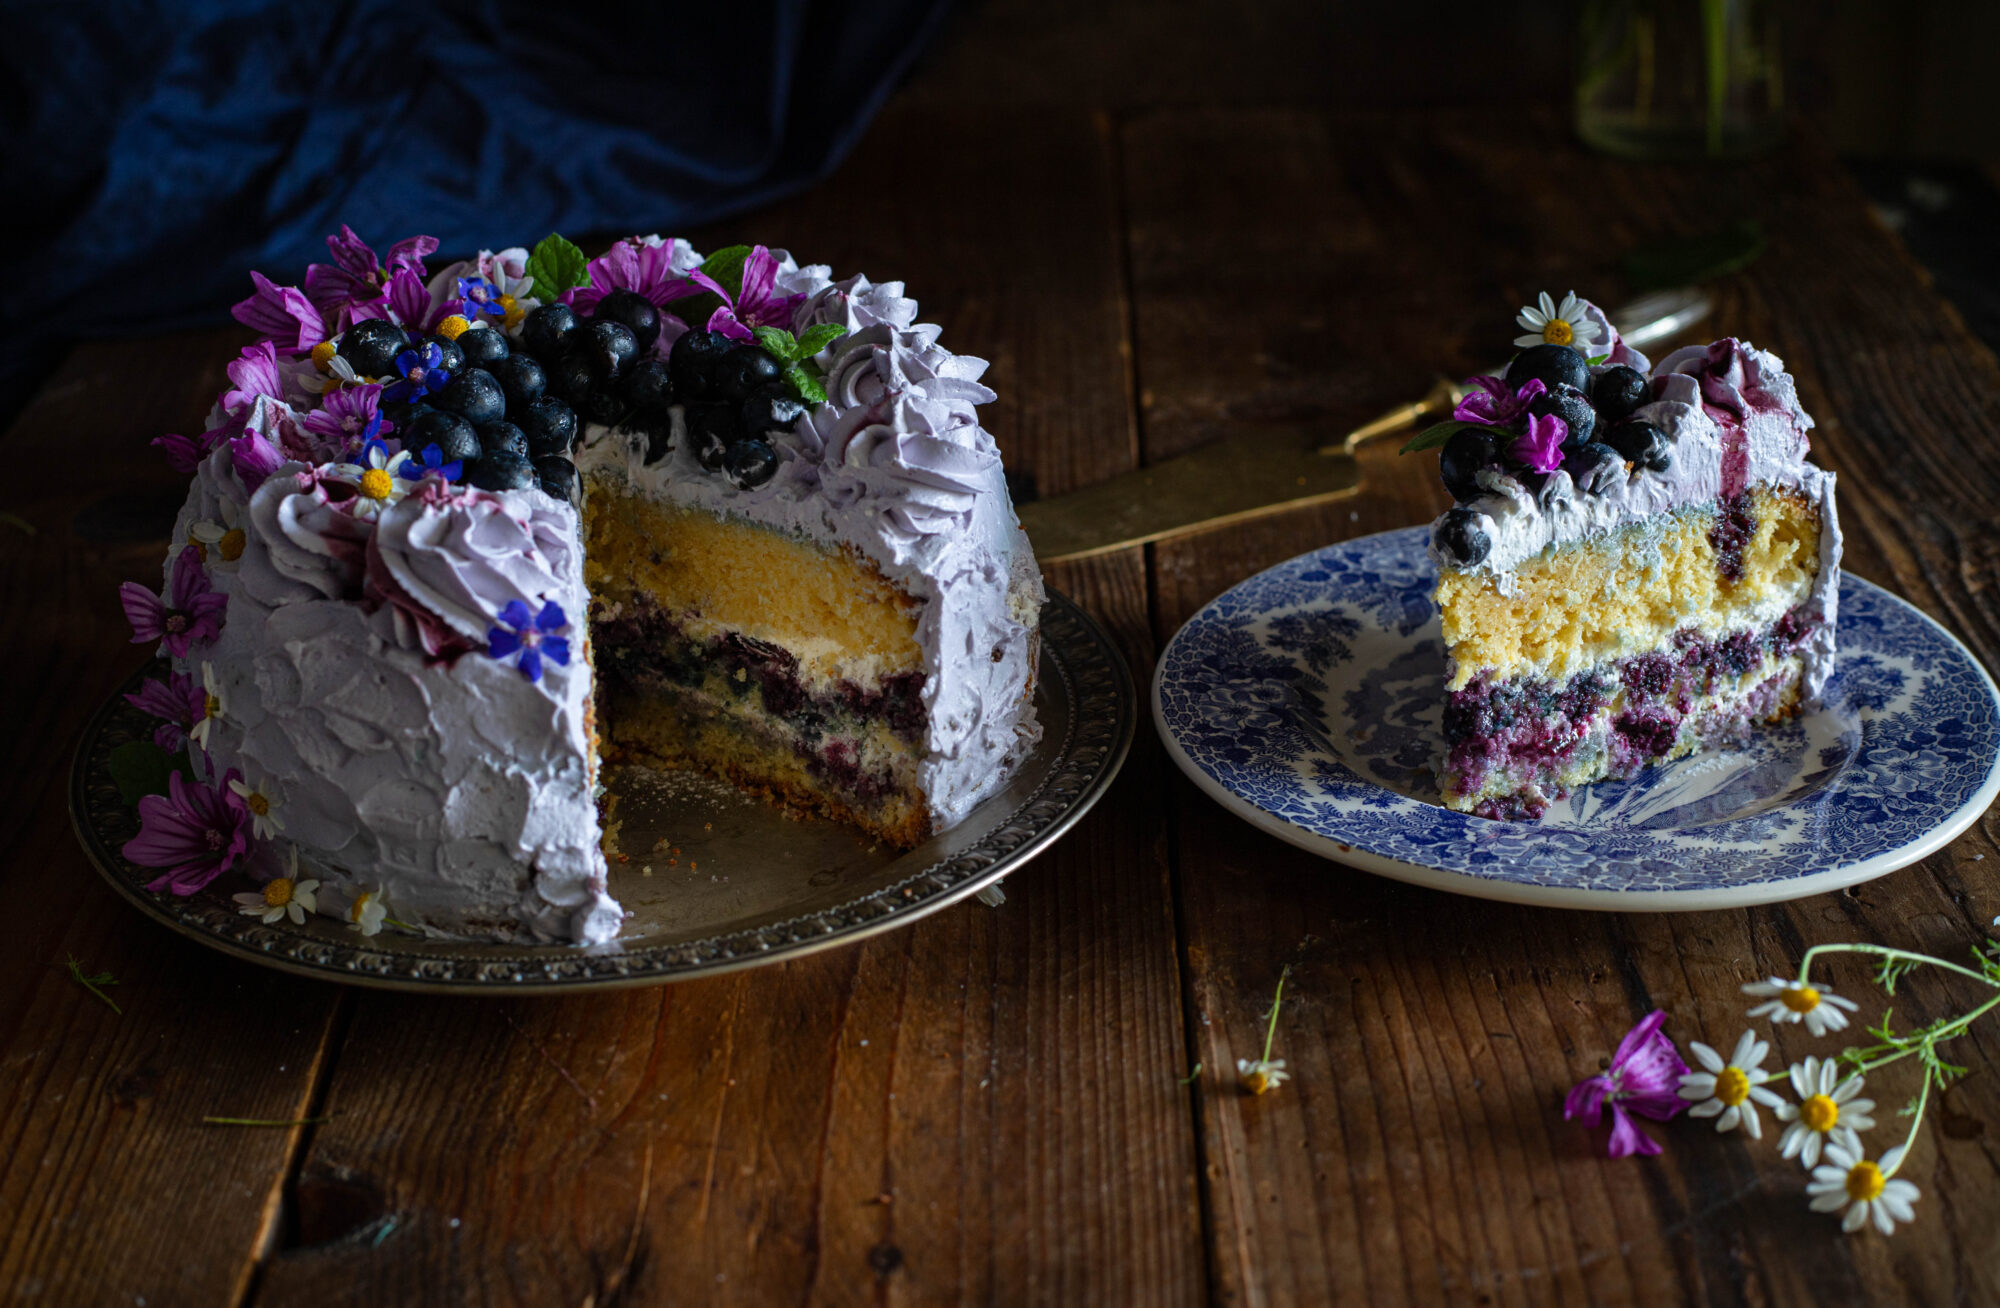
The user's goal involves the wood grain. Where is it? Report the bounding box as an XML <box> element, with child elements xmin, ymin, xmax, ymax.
<box><xmin>1125</xmin><ymin>105</ymin><xmax>2000</xmax><ymax>1306</ymax></box>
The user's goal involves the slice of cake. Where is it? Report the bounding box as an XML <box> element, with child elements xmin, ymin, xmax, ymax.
<box><xmin>114</xmin><ymin>229</ymin><xmax>1043</xmax><ymax>943</ymax></box>
<box><xmin>1420</xmin><ymin>292</ymin><xmax>1839</xmax><ymax>819</ymax></box>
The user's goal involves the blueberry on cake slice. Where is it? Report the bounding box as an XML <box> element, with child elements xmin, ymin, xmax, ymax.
<box><xmin>1417</xmin><ymin>292</ymin><xmax>1840</xmax><ymax>820</ymax></box>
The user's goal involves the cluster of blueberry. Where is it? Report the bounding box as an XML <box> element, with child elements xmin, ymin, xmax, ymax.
<box><xmin>1435</xmin><ymin>342</ymin><xmax>1674</xmax><ymax>566</ymax></box>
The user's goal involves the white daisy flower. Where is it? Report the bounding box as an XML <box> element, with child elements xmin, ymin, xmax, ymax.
<box><xmin>1514</xmin><ymin>290</ymin><xmax>1605</xmax><ymax>353</ymax></box>
<box><xmin>227</xmin><ymin>774</ymin><xmax>286</xmax><ymax>840</ymax></box>
<box><xmin>188</xmin><ymin>499</ymin><xmax>246</xmax><ymax>569</ymax></box>
<box><xmin>190</xmin><ymin>662</ymin><xmax>224</xmax><ymax>749</ymax></box>
<box><xmin>1806</xmin><ymin>1143</ymin><xmax>1921</xmax><ymax>1235</ymax></box>
<box><xmin>1742</xmin><ymin>976</ymin><xmax>1861</xmax><ymax>1037</ymax></box>
<box><xmin>347</xmin><ymin>888</ymin><xmax>390</xmax><ymax>937</ymax></box>
<box><xmin>329</xmin><ymin>439</ymin><xmax>416</xmax><ymax>520</ymax></box>
<box><xmin>233</xmin><ymin>875</ymin><xmax>320</xmax><ymax>926</ymax></box>
<box><xmin>1773</xmin><ymin>1056</ymin><xmax>1875</xmax><ymax>1169</ymax></box>
<box><xmin>302</xmin><ymin>342</ymin><xmax>365</xmax><ymax>394</ymax></box>
<box><xmin>1236</xmin><ymin>1058</ymin><xmax>1290</xmax><ymax>1095</ymax></box>
<box><xmin>1678</xmin><ymin>1029</ymin><xmax>1785</xmax><ymax>1138</ymax></box>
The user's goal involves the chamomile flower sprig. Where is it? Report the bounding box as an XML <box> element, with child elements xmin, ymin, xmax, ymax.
<box><xmin>1237</xmin><ymin>965</ymin><xmax>1292</xmax><ymax>1095</ymax></box>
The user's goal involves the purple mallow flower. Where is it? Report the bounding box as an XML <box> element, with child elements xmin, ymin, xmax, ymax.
<box><xmin>153</xmin><ymin>431</ymin><xmax>213</xmax><ymax>475</ymax></box>
<box><xmin>305</xmin><ymin>226</ymin><xmax>439</xmax><ymax>327</ymax></box>
<box><xmin>232</xmin><ymin>270</ymin><xmax>328</xmax><ymax>355</ymax></box>
<box><xmin>684</xmin><ymin>245</ymin><xmax>805</xmax><ymax>342</ymax></box>
<box><xmin>487</xmin><ymin>600</ymin><xmax>571</xmax><ymax>683</ymax></box>
<box><xmin>1509</xmin><ymin>410</ymin><xmax>1568</xmax><ymax>474</ymax></box>
<box><xmin>574</xmin><ymin>239</ymin><xmax>701</xmax><ymax>316</ymax></box>
<box><xmin>300</xmin><ymin>383</ymin><xmax>393</xmax><ymax>456</ymax></box>
<box><xmin>1564</xmin><ymin>1010</ymin><xmax>1690</xmax><ymax>1158</ymax></box>
<box><xmin>124</xmin><ymin>670</ymin><xmax>206</xmax><ymax>753</ymax></box>
<box><xmin>230</xmin><ymin>429</ymin><xmax>284</xmax><ymax>493</ymax></box>
<box><xmin>1453</xmin><ymin>375</ymin><xmax>1546</xmax><ymax>427</ymax></box>
<box><xmin>221</xmin><ymin>341</ymin><xmax>286</xmax><ymax>414</ymax></box>
<box><xmin>384</xmin><ymin>342</ymin><xmax>451</xmax><ymax>404</ymax></box>
<box><xmin>399</xmin><ymin>443</ymin><xmax>462</xmax><ymax>484</ymax></box>
<box><xmin>122</xmin><ymin>768</ymin><xmax>252</xmax><ymax>896</ymax></box>
<box><xmin>120</xmin><ymin>547</ymin><xmax>228</xmax><ymax>658</ymax></box>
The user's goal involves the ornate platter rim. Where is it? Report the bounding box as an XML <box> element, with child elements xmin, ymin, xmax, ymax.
<box><xmin>71</xmin><ymin>589</ymin><xmax>1134</xmax><ymax>992</ymax></box>
<box><xmin>1153</xmin><ymin>527</ymin><xmax>2000</xmax><ymax>911</ymax></box>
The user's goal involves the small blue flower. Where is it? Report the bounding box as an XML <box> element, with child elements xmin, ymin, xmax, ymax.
<box><xmin>456</xmin><ymin>277</ymin><xmax>508</xmax><ymax>318</ymax></box>
<box><xmin>399</xmin><ymin>442</ymin><xmax>463</xmax><ymax>484</ymax></box>
<box><xmin>487</xmin><ymin>599</ymin><xmax>570</xmax><ymax>683</ymax></box>
<box><xmin>383</xmin><ymin>341</ymin><xmax>451</xmax><ymax>404</ymax></box>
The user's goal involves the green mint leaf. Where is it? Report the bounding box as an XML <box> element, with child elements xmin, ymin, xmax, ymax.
<box><xmin>795</xmin><ymin>323</ymin><xmax>848</xmax><ymax>357</ymax></box>
<box><xmin>525</xmin><ymin>233</ymin><xmax>592</xmax><ymax>303</ymax></box>
<box><xmin>1400</xmin><ymin>420</ymin><xmax>1496</xmax><ymax>455</ymax></box>
<box><xmin>697</xmin><ymin>245</ymin><xmax>752</xmax><ymax>300</ymax></box>
<box><xmin>108</xmin><ymin>741</ymin><xmax>175</xmax><ymax>806</ymax></box>
<box><xmin>752</xmin><ymin>326</ymin><xmax>801</xmax><ymax>360</ymax></box>
<box><xmin>1585</xmin><ymin>353</ymin><xmax>1611</xmax><ymax>366</ymax></box>
<box><xmin>784</xmin><ymin>362</ymin><xmax>827</xmax><ymax>405</ymax></box>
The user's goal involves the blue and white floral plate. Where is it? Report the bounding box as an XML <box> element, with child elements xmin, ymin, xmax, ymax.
<box><xmin>1154</xmin><ymin>527</ymin><xmax>2000</xmax><ymax>910</ymax></box>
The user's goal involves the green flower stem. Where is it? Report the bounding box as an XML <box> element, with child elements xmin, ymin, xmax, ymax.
<box><xmin>1842</xmin><ymin>989</ymin><xmax>2000</xmax><ymax>1076</ymax></box>
<box><xmin>1885</xmin><ymin>1075</ymin><xmax>1932</xmax><ymax>1178</ymax></box>
<box><xmin>1260</xmin><ymin>966</ymin><xmax>1291</xmax><ymax>1066</ymax></box>
<box><xmin>1797</xmin><ymin>943</ymin><xmax>1998</xmax><ymax>991</ymax></box>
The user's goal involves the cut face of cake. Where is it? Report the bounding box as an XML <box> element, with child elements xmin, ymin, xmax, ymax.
<box><xmin>118</xmin><ymin>230</ymin><xmax>1043</xmax><ymax>943</ymax></box>
<box><xmin>1422</xmin><ymin>294</ymin><xmax>1839</xmax><ymax>819</ymax></box>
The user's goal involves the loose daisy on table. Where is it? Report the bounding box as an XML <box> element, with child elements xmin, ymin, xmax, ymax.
<box><xmin>234</xmin><ymin>872</ymin><xmax>319</xmax><ymax>926</ymax></box>
<box><xmin>1742</xmin><ymin>976</ymin><xmax>1860</xmax><ymax>1037</ymax></box>
<box><xmin>1806</xmin><ymin>1143</ymin><xmax>1921</xmax><ymax>1235</ymax></box>
<box><xmin>1514</xmin><ymin>290</ymin><xmax>1604</xmax><ymax>353</ymax></box>
<box><xmin>1678</xmin><ymin>1029</ymin><xmax>1785</xmax><ymax>1138</ymax></box>
<box><xmin>1236</xmin><ymin>1058</ymin><xmax>1289</xmax><ymax>1095</ymax></box>
<box><xmin>1773</xmin><ymin>1056</ymin><xmax>1875</xmax><ymax>1169</ymax></box>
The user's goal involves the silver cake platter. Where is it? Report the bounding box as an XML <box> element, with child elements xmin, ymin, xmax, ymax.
<box><xmin>70</xmin><ymin>591</ymin><xmax>1133</xmax><ymax>993</ymax></box>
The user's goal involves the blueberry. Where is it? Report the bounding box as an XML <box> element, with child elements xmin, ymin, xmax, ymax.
<box><xmin>1561</xmin><ymin>441</ymin><xmax>1625</xmax><ymax>495</ymax></box>
<box><xmin>490</xmin><ymin>353</ymin><xmax>546</xmax><ymax>409</ymax></box>
<box><xmin>435</xmin><ymin>368</ymin><xmax>507</xmax><ymax>427</ymax></box>
<box><xmin>1505</xmin><ymin>343</ymin><xmax>1590</xmax><ymax>398</ymax></box>
<box><xmin>1436</xmin><ymin>507</ymin><xmax>1491</xmax><ymax>567</ymax></box>
<box><xmin>535</xmin><ymin>455</ymin><xmax>579</xmax><ymax>503</ymax></box>
<box><xmin>1528</xmin><ymin>382</ymin><xmax>1595</xmax><ymax>448</ymax></box>
<box><xmin>687</xmin><ymin>402</ymin><xmax>737</xmax><ymax>470</ymax></box>
<box><xmin>337</xmin><ymin>319</ymin><xmax>408</xmax><ymax>378</ymax></box>
<box><xmin>669</xmin><ymin>329</ymin><xmax>733</xmax><ymax>401</ymax></box>
<box><xmin>620</xmin><ymin>358</ymin><xmax>674</xmax><ymax>413</ymax></box>
<box><xmin>723</xmin><ymin>437</ymin><xmax>778</xmax><ymax>489</ymax></box>
<box><xmin>1606</xmin><ymin>419</ymin><xmax>1672</xmax><ymax>472</ymax></box>
<box><xmin>549</xmin><ymin>351</ymin><xmax>596</xmax><ymax>403</ymax></box>
<box><xmin>404</xmin><ymin>409</ymin><xmax>480</xmax><ymax>464</ymax></box>
<box><xmin>380</xmin><ymin>399</ymin><xmax>431</xmax><ymax>434</ymax></box>
<box><xmin>520</xmin><ymin>303</ymin><xmax>580</xmax><ymax>362</ymax></box>
<box><xmin>741</xmin><ymin>385</ymin><xmax>807</xmax><ymax>437</ymax></box>
<box><xmin>425</xmin><ymin>334</ymin><xmax>466</xmax><ymax>374</ymax></box>
<box><xmin>636</xmin><ymin>410</ymin><xmax>675</xmax><ymax>466</ymax></box>
<box><xmin>715</xmin><ymin>346</ymin><xmax>783</xmax><ymax>401</ymax></box>
<box><xmin>1438</xmin><ymin>428</ymin><xmax>1497</xmax><ymax>502</ymax></box>
<box><xmin>518</xmin><ymin>397</ymin><xmax>579</xmax><ymax>458</ymax></box>
<box><xmin>593</xmin><ymin>289</ymin><xmax>662</xmax><ymax>354</ymax></box>
<box><xmin>575</xmin><ymin>385</ymin><xmax>626</xmax><ymax>427</ymax></box>
<box><xmin>467</xmin><ymin>449</ymin><xmax>538</xmax><ymax>493</ymax></box>
<box><xmin>456</xmin><ymin>324</ymin><xmax>510</xmax><ymax>369</ymax></box>
<box><xmin>577</xmin><ymin>319</ymin><xmax>638</xmax><ymax>381</ymax></box>
<box><xmin>477</xmin><ymin>420</ymin><xmax>528</xmax><ymax>459</ymax></box>
<box><xmin>1591</xmin><ymin>364</ymin><xmax>1648</xmax><ymax>423</ymax></box>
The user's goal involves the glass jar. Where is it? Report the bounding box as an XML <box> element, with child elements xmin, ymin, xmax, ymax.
<box><xmin>1576</xmin><ymin>0</ymin><xmax>1786</xmax><ymax>160</ymax></box>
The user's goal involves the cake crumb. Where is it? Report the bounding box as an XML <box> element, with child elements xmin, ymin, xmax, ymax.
<box><xmin>642</xmin><ymin>866</ymin><xmax>653</xmax><ymax>876</ymax></box>
<box><xmin>617</xmin><ymin>854</ymin><xmax>630</xmax><ymax>864</ymax></box>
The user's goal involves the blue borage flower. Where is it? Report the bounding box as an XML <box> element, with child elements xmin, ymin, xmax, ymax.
<box><xmin>487</xmin><ymin>600</ymin><xmax>570</xmax><ymax>683</ymax></box>
<box><xmin>399</xmin><ymin>442</ymin><xmax>463</xmax><ymax>484</ymax></box>
<box><xmin>455</xmin><ymin>276</ymin><xmax>508</xmax><ymax>319</ymax></box>
<box><xmin>383</xmin><ymin>341</ymin><xmax>451</xmax><ymax>404</ymax></box>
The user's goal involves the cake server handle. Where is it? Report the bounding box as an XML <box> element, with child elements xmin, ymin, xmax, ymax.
<box><xmin>1315</xmin><ymin>287</ymin><xmax>1714</xmax><ymax>455</ymax></box>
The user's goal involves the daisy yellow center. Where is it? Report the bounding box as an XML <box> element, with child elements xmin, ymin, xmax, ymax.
<box><xmin>246</xmin><ymin>792</ymin><xmax>271</xmax><ymax>816</ymax></box>
<box><xmin>263</xmin><ymin>877</ymin><xmax>295</xmax><ymax>908</ymax></box>
<box><xmin>435</xmin><ymin>314</ymin><xmax>472</xmax><ymax>340</ymax></box>
<box><xmin>203</xmin><ymin>692</ymin><xmax>221</xmax><ymax>720</ymax></box>
<box><xmin>219</xmin><ymin>528</ymin><xmax>247</xmax><ymax>562</ymax></box>
<box><xmin>1846</xmin><ymin>1161</ymin><xmax>1885</xmax><ymax>1202</ymax></box>
<box><xmin>350</xmin><ymin>892</ymin><xmax>374</xmax><ymax>921</ymax></box>
<box><xmin>1542</xmin><ymin>319</ymin><xmax>1574</xmax><ymax>346</ymax></box>
<box><xmin>360</xmin><ymin>468</ymin><xmax>394</xmax><ymax>500</ymax></box>
<box><xmin>311</xmin><ymin>340</ymin><xmax>340</xmax><ymax>373</ymax></box>
<box><xmin>1713</xmin><ymin>1066</ymin><xmax>1751</xmax><ymax>1107</ymax></box>
<box><xmin>501</xmin><ymin>293</ymin><xmax>523</xmax><ymax>328</ymax></box>
<box><xmin>1800</xmin><ymin>1093</ymin><xmax>1839</xmax><ymax>1132</ymax></box>
<box><xmin>1781</xmin><ymin>986</ymin><xmax>1821</xmax><ymax>1013</ymax></box>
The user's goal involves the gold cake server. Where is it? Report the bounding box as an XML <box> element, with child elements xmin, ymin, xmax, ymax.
<box><xmin>1018</xmin><ymin>288</ymin><xmax>1712</xmax><ymax>562</ymax></box>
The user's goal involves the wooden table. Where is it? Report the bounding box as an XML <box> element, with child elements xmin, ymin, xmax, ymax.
<box><xmin>6</xmin><ymin>64</ymin><xmax>2000</xmax><ymax>1308</ymax></box>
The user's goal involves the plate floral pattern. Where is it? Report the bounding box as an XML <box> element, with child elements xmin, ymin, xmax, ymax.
<box><xmin>1154</xmin><ymin>527</ymin><xmax>2000</xmax><ymax>909</ymax></box>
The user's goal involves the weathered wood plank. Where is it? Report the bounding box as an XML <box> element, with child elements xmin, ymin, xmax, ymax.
<box><xmin>1125</xmin><ymin>105</ymin><xmax>2000</xmax><ymax>1305</ymax></box>
<box><xmin>250</xmin><ymin>105</ymin><xmax>1205</xmax><ymax>1307</ymax></box>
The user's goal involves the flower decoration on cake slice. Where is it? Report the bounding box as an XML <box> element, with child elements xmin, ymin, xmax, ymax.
<box><xmin>398</xmin><ymin>443</ymin><xmax>462</xmax><ymax>485</ymax></box>
<box><xmin>572</xmin><ymin>235</ymin><xmax>703</xmax><ymax>316</ymax></box>
<box><xmin>1742</xmin><ymin>976</ymin><xmax>1860</xmax><ymax>1037</ymax></box>
<box><xmin>1563</xmin><ymin>1009</ymin><xmax>1689</xmax><ymax>1158</ymax></box>
<box><xmin>152</xmin><ymin>430</ymin><xmax>217</xmax><ymax>475</ymax></box>
<box><xmin>1806</xmin><ymin>1143</ymin><xmax>1921</xmax><ymax>1235</ymax></box>
<box><xmin>187</xmin><ymin>498</ymin><xmax>247</xmax><ymax>569</ymax></box>
<box><xmin>122</xmin><ymin>768</ymin><xmax>252</xmax><ymax>895</ymax></box>
<box><xmin>189</xmin><ymin>662</ymin><xmax>224</xmax><ymax>750</ymax></box>
<box><xmin>226</xmin><ymin>772</ymin><xmax>285</xmax><ymax>840</ymax></box>
<box><xmin>486</xmin><ymin>599</ymin><xmax>571</xmax><ymax>683</ymax></box>
<box><xmin>329</xmin><ymin>438</ymin><xmax>414</xmax><ymax>520</ymax></box>
<box><xmin>1677</xmin><ymin>1029</ymin><xmax>1786</xmax><ymax>1138</ymax></box>
<box><xmin>123</xmin><ymin>669</ymin><xmax>206</xmax><ymax>753</ymax></box>
<box><xmin>1506</xmin><ymin>408</ymin><xmax>1568</xmax><ymax>475</ymax></box>
<box><xmin>1773</xmin><ymin>1056</ymin><xmax>1875</xmax><ymax>1169</ymax></box>
<box><xmin>1452</xmin><ymin>375</ymin><xmax>1546</xmax><ymax>428</ymax></box>
<box><xmin>234</xmin><ymin>870</ymin><xmax>318</xmax><ymax>925</ymax></box>
<box><xmin>121</xmin><ymin>547</ymin><xmax>228</xmax><ymax>657</ymax></box>
<box><xmin>382</xmin><ymin>341</ymin><xmax>452</xmax><ymax>405</ymax></box>
<box><xmin>1514</xmin><ymin>290</ymin><xmax>1604</xmax><ymax>353</ymax></box>
<box><xmin>300</xmin><ymin>384</ymin><xmax>393</xmax><ymax>460</ymax></box>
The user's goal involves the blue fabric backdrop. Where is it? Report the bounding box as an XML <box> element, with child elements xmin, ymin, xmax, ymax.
<box><xmin>0</xmin><ymin>0</ymin><xmax>953</xmax><ymax>417</ymax></box>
